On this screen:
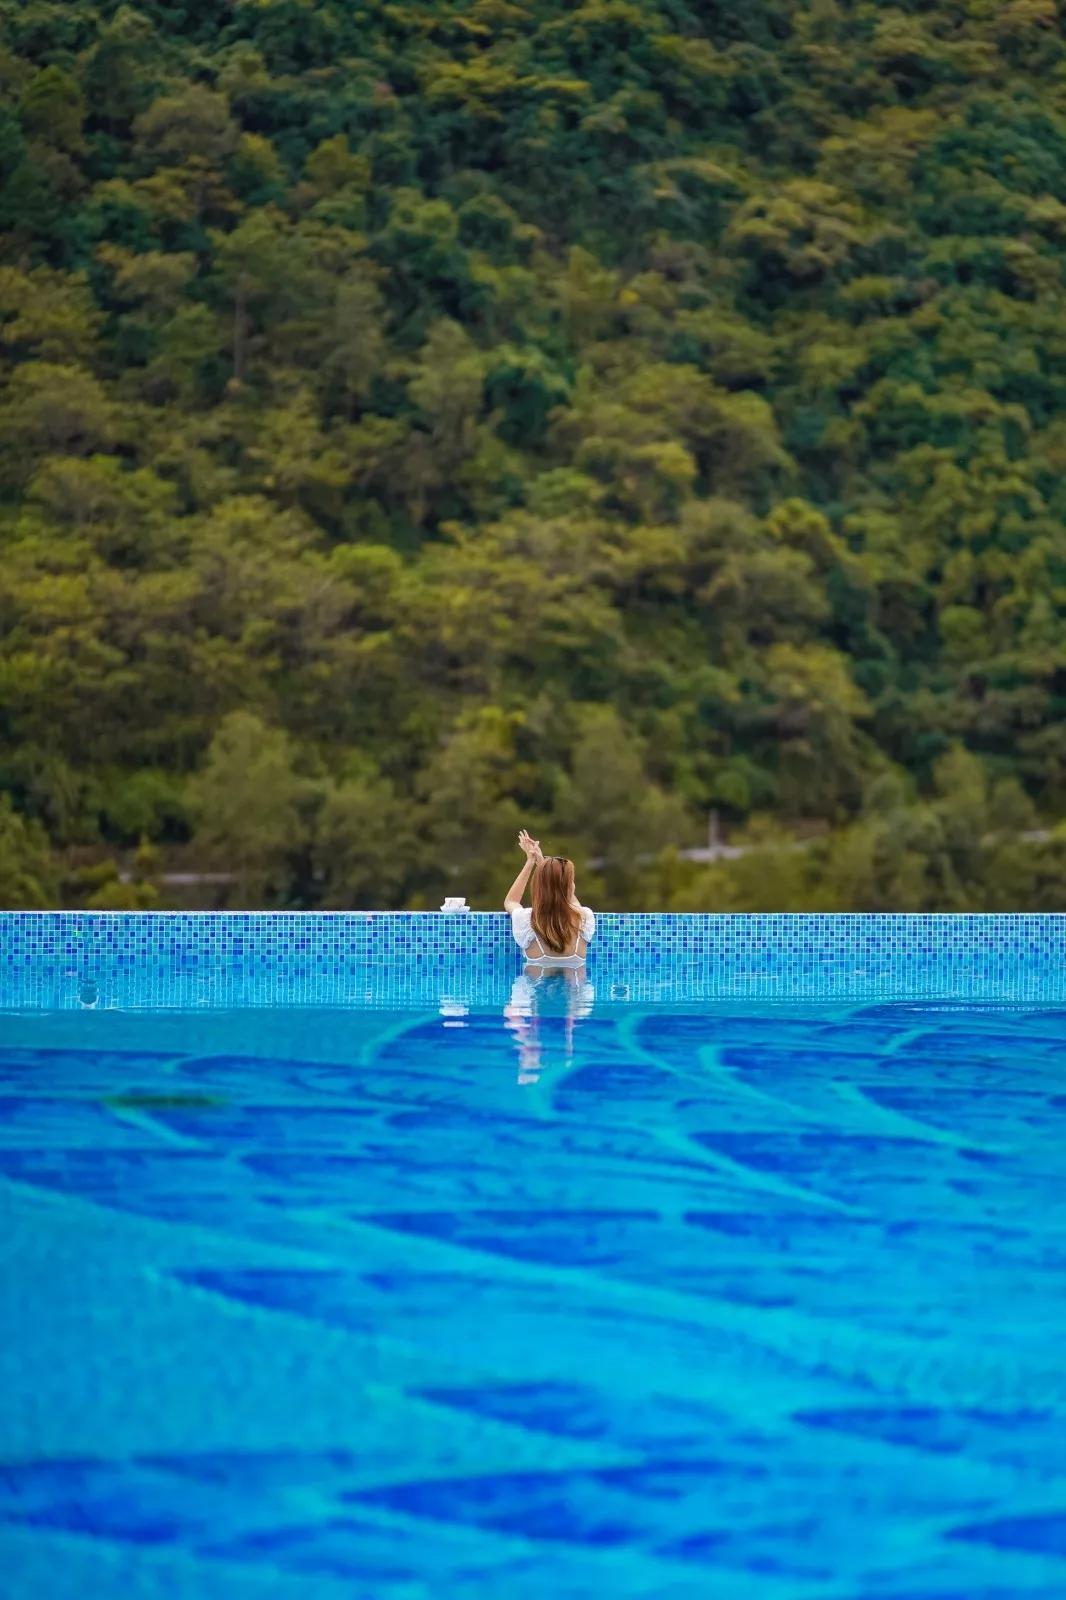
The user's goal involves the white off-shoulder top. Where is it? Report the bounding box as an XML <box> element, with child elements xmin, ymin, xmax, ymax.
<box><xmin>510</xmin><ymin>905</ymin><xmax>596</xmax><ymax>965</ymax></box>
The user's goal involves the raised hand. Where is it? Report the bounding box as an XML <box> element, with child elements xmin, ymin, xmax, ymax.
<box><xmin>518</xmin><ymin>828</ymin><xmax>543</xmax><ymax>863</ymax></box>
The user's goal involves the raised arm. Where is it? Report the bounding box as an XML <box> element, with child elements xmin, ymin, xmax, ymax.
<box><xmin>503</xmin><ymin>829</ymin><xmax>542</xmax><ymax>911</ymax></box>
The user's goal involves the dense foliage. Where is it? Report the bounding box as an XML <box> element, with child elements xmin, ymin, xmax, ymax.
<box><xmin>2</xmin><ymin>0</ymin><xmax>1065</xmax><ymax>910</ymax></box>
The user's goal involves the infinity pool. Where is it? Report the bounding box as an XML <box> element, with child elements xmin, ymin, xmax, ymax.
<box><xmin>2</xmin><ymin>960</ymin><xmax>1066</xmax><ymax>1596</ymax></box>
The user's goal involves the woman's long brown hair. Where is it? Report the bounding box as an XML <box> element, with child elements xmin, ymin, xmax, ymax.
<box><xmin>531</xmin><ymin>856</ymin><xmax>581</xmax><ymax>954</ymax></box>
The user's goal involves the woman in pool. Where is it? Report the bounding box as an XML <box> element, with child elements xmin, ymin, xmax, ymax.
<box><xmin>503</xmin><ymin>829</ymin><xmax>596</xmax><ymax>965</ymax></box>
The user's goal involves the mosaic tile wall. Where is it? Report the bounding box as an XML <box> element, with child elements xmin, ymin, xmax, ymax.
<box><xmin>1</xmin><ymin>911</ymin><xmax>1064</xmax><ymax>1007</ymax></box>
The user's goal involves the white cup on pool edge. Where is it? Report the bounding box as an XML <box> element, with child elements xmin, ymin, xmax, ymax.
<box><xmin>440</xmin><ymin>896</ymin><xmax>469</xmax><ymax>912</ymax></box>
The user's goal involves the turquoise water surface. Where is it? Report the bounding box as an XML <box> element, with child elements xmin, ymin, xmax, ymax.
<box><xmin>2</xmin><ymin>970</ymin><xmax>1066</xmax><ymax>1598</ymax></box>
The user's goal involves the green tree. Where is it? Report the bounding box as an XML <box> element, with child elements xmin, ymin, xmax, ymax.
<box><xmin>313</xmin><ymin>770</ymin><xmax>413</xmax><ymax>909</ymax></box>
<box><xmin>186</xmin><ymin>713</ymin><xmax>311</xmax><ymax>907</ymax></box>
<box><xmin>0</xmin><ymin>798</ymin><xmax>58</xmax><ymax>909</ymax></box>
<box><xmin>0</xmin><ymin>0</ymin><xmax>1064</xmax><ymax>908</ymax></box>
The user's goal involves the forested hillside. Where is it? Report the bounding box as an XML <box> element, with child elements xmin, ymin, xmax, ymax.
<box><xmin>2</xmin><ymin>0</ymin><xmax>1066</xmax><ymax>910</ymax></box>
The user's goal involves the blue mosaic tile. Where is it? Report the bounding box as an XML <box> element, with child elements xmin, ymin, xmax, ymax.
<box><xmin>1</xmin><ymin>911</ymin><xmax>1065</xmax><ymax>1007</ymax></box>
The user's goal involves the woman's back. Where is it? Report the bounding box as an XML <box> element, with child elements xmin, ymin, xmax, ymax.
<box><xmin>503</xmin><ymin>833</ymin><xmax>596</xmax><ymax>966</ymax></box>
<box><xmin>510</xmin><ymin>903</ymin><xmax>596</xmax><ymax>964</ymax></box>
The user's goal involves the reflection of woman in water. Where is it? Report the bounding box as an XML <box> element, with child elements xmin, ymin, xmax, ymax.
<box><xmin>503</xmin><ymin>829</ymin><xmax>596</xmax><ymax>965</ymax></box>
<box><xmin>503</xmin><ymin>966</ymin><xmax>596</xmax><ymax>1085</ymax></box>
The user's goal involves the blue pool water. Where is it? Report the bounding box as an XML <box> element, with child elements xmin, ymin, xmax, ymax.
<box><xmin>2</xmin><ymin>947</ymin><xmax>1066</xmax><ymax>1597</ymax></box>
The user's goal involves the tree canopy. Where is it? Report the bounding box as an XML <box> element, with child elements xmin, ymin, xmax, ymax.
<box><xmin>1</xmin><ymin>0</ymin><xmax>1065</xmax><ymax>910</ymax></box>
